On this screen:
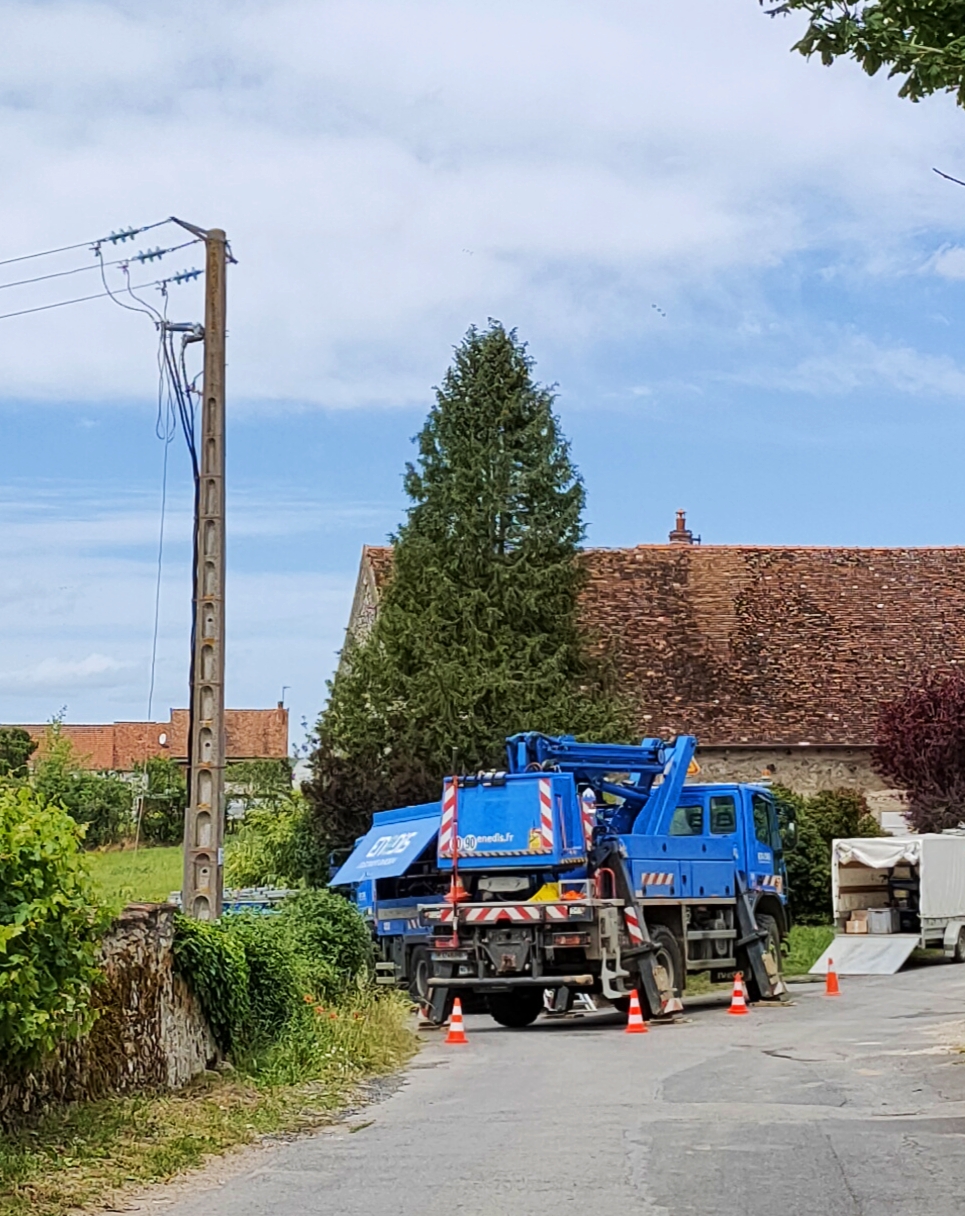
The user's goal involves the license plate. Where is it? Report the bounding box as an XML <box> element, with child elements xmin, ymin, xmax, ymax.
<box><xmin>433</xmin><ymin>950</ymin><xmax>469</xmax><ymax>960</ymax></box>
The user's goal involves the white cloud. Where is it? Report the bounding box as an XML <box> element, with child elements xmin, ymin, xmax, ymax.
<box><xmin>928</xmin><ymin>245</ymin><xmax>965</xmax><ymax>280</ymax></box>
<box><xmin>0</xmin><ymin>0</ymin><xmax>961</xmax><ymax>409</ymax></box>
<box><xmin>733</xmin><ymin>333</ymin><xmax>965</xmax><ymax>400</ymax></box>
<box><xmin>0</xmin><ymin>652</ymin><xmax>133</xmax><ymax>694</ymax></box>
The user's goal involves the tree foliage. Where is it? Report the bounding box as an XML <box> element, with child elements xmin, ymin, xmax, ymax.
<box><xmin>763</xmin><ymin>1</ymin><xmax>965</xmax><ymax>105</ymax></box>
<box><xmin>134</xmin><ymin>755</ymin><xmax>187</xmax><ymax>846</ymax></box>
<box><xmin>773</xmin><ymin>785</ymin><xmax>882</xmax><ymax>923</ymax></box>
<box><xmin>31</xmin><ymin>723</ymin><xmax>132</xmax><ymax>848</ymax></box>
<box><xmin>0</xmin><ymin>727</ymin><xmax>37</xmax><ymax>779</ymax></box>
<box><xmin>0</xmin><ymin>786</ymin><xmax>104</xmax><ymax>1062</ymax></box>
<box><xmin>224</xmin><ymin>792</ymin><xmax>322</xmax><ymax>889</ymax></box>
<box><xmin>306</xmin><ymin>322</ymin><xmax>632</xmax><ymax>852</ymax></box>
<box><xmin>873</xmin><ymin>671</ymin><xmax>965</xmax><ymax>831</ymax></box>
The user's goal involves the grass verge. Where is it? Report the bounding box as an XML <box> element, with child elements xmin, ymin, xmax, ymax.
<box><xmin>0</xmin><ymin>990</ymin><xmax>416</xmax><ymax>1216</ymax></box>
<box><xmin>783</xmin><ymin>924</ymin><xmax>835</xmax><ymax>975</ymax></box>
<box><xmin>86</xmin><ymin>845</ymin><xmax>183</xmax><ymax>906</ymax></box>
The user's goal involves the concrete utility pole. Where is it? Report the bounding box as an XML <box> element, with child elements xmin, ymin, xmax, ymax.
<box><xmin>181</xmin><ymin>227</ymin><xmax>228</xmax><ymax>920</ymax></box>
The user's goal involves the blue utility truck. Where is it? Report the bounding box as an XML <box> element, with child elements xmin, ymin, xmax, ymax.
<box><xmin>332</xmin><ymin>733</ymin><xmax>795</xmax><ymax>1027</ymax></box>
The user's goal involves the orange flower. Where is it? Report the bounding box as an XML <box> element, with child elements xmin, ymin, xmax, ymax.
<box><xmin>314</xmin><ymin>1006</ymin><xmax>325</xmax><ymax>1015</ymax></box>
<box><xmin>329</xmin><ymin>1012</ymin><xmax>338</xmax><ymax>1020</ymax></box>
<box><xmin>303</xmin><ymin>994</ymin><xmax>314</xmax><ymax>1004</ymax></box>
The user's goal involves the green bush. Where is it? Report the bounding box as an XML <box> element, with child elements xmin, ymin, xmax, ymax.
<box><xmin>0</xmin><ymin>786</ymin><xmax>104</xmax><ymax>1063</ymax></box>
<box><xmin>32</xmin><ymin>724</ymin><xmax>132</xmax><ymax>847</ymax></box>
<box><xmin>224</xmin><ymin>794</ymin><xmax>317</xmax><ymax>888</ymax></box>
<box><xmin>133</xmin><ymin>756</ymin><xmax>186</xmax><ymax>846</ymax></box>
<box><xmin>279</xmin><ymin>889</ymin><xmax>372</xmax><ymax>1000</ymax></box>
<box><xmin>775</xmin><ymin>785</ymin><xmax>882</xmax><ymax>924</ymax></box>
<box><xmin>173</xmin><ymin>891</ymin><xmax>372</xmax><ymax>1055</ymax></box>
<box><xmin>171</xmin><ymin>916</ymin><xmax>250</xmax><ymax>1054</ymax></box>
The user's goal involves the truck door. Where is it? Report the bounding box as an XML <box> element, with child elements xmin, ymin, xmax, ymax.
<box><xmin>697</xmin><ymin>795</ymin><xmax>739</xmax><ymax>898</ymax></box>
<box><xmin>749</xmin><ymin>792</ymin><xmax>779</xmax><ymax>893</ymax></box>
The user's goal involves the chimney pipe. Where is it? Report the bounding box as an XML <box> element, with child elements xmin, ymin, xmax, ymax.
<box><xmin>668</xmin><ymin>510</ymin><xmax>697</xmax><ymax>545</ymax></box>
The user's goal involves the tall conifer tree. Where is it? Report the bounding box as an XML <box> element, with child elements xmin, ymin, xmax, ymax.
<box><xmin>306</xmin><ymin>322</ymin><xmax>631</xmax><ymax>851</ymax></box>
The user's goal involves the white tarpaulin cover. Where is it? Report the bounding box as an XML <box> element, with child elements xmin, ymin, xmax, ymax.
<box><xmin>834</xmin><ymin>838</ymin><xmax>920</xmax><ymax>869</ymax></box>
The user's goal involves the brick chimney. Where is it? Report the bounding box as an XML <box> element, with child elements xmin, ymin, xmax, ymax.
<box><xmin>668</xmin><ymin>510</ymin><xmax>696</xmax><ymax>545</ymax></box>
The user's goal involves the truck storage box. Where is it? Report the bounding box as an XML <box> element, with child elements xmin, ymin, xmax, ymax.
<box><xmin>867</xmin><ymin>907</ymin><xmax>900</xmax><ymax>934</ymax></box>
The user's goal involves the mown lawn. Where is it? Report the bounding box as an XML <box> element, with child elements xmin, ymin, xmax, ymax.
<box><xmin>86</xmin><ymin>845</ymin><xmax>183</xmax><ymax>906</ymax></box>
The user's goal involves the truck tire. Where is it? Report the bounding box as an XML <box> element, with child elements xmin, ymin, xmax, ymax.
<box><xmin>488</xmin><ymin>990</ymin><xmax>544</xmax><ymax>1028</ymax></box>
<box><xmin>639</xmin><ymin>924</ymin><xmax>683</xmax><ymax>1019</ymax></box>
<box><xmin>743</xmin><ymin>913</ymin><xmax>782</xmax><ymax>1002</ymax></box>
<box><xmin>407</xmin><ymin>946</ymin><xmax>431</xmax><ymax>1005</ymax></box>
<box><xmin>953</xmin><ymin>926</ymin><xmax>965</xmax><ymax>963</ymax></box>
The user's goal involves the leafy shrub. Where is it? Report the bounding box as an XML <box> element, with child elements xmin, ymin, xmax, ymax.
<box><xmin>279</xmin><ymin>889</ymin><xmax>372</xmax><ymax>1000</ymax></box>
<box><xmin>0</xmin><ymin>786</ymin><xmax>104</xmax><ymax>1062</ymax></box>
<box><xmin>775</xmin><ymin>785</ymin><xmax>882</xmax><ymax>924</ymax></box>
<box><xmin>225</xmin><ymin>759</ymin><xmax>294</xmax><ymax>818</ymax></box>
<box><xmin>0</xmin><ymin>726</ymin><xmax>37</xmax><ymax>779</ymax></box>
<box><xmin>223</xmin><ymin>915</ymin><xmax>302</xmax><ymax>1045</ymax></box>
<box><xmin>133</xmin><ymin>755</ymin><xmax>186</xmax><ymax>846</ymax></box>
<box><xmin>172</xmin><ymin>916</ymin><xmax>250</xmax><ymax>1053</ymax></box>
<box><xmin>224</xmin><ymin>794</ymin><xmax>318</xmax><ymax>888</ymax></box>
<box><xmin>173</xmin><ymin>891</ymin><xmax>372</xmax><ymax>1054</ymax></box>
<box><xmin>874</xmin><ymin>672</ymin><xmax>965</xmax><ymax>832</ymax></box>
<box><xmin>32</xmin><ymin>723</ymin><xmax>132</xmax><ymax>847</ymax></box>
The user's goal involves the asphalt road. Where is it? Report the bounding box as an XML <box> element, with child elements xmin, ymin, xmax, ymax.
<box><xmin>160</xmin><ymin>964</ymin><xmax>965</xmax><ymax>1216</ymax></box>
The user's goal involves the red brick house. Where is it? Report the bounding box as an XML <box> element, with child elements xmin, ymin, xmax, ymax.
<box><xmin>15</xmin><ymin>705</ymin><xmax>289</xmax><ymax>772</ymax></box>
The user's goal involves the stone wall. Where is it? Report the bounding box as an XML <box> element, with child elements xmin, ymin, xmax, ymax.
<box><xmin>0</xmin><ymin>903</ymin><xmax>216</xmax><ymax>1127</ymax></box>
<box><xmin>693</xmin><ymin>744</ymin><xmax>907</xmax><ymax>827</ymax></box>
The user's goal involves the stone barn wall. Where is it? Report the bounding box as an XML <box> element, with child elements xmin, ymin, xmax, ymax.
<box><xmin>0</xmin><ymin>903</ymin><xmax>216</xmax><ymax>1127</ymax></box>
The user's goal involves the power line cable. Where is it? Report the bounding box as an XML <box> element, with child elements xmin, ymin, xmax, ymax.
<box><xmin>0</xmin><ymin>218</ymin><xmax>175</xmax><ymax>271</ymax></box>
<box><xmin>0</xmin><ymin>270</ymin><xmax>201</xmax><ymax>322</ymax></box>
<box><xmin>0</xmin><ymin>239</ymin><xmax>200</xmax><ymax>294</ymax></box>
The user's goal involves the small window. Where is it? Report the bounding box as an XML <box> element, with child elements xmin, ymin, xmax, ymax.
<box><xmin>670</xmin><ymin>804</ymin><xmax>704</xmax><ymax>836</ymax></box>
<box><xmin>753</xmin><ymin>793</ymin><xmax>774</xmax><ymax>848</ymax></box>
<box><xmin>710</xmin><ymin>796</ymin><xmax>737</xmax><ymax>835</ymax></box>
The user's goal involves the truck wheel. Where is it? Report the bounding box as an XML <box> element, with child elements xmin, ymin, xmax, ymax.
<box><xmin>953</xmin><ymin>926</ymin><xmax>965</xmax><ymax>963</ymax></box>
<box><xmin>488</xmin><ymin>990</ymin><xmax>544</xmax><ymax>1028</ymax></box>
<box><xmin>639</xmin><ymin>925</ymin><xmax>683</xmax><ymax>1018</ymax></box>
<box><xmin>743</xmin><ymin>913</ymin><xmax>782</xmax><ymax>1002</ymax></box>
<box><xmin>407</xmin><ymin>946</ymin><xmax>431</xmax><ymax>1005</ymax></box>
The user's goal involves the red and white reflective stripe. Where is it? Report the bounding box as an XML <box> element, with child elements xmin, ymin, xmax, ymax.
<box><xmin>435</xmin><ymin>908</ymin><xmax>454</xmax><ymax>923</ymax></box>
<box><xmin>758</xmin><ymin>874</ymin><xmax>783</xmax><ymax>893</ymax></box>
<box><xmin>539</xmin><ymin>777</ymin><xmax>555</xmax><ymax>852</ymax></box>
<box><xmin>545</xmin><ymin>904</ymin><xmax>569</xmax><ymax>921</ymax></box>
<box><xmin>580</xmin><ymin>793</ymin><xmax>596</xmax><ymax>850</ymax></box>
<box><xmin>640</xmin><ymin>872</ymin><xmax>673</xmax><ymax>887</ymax></box>
<box><xmin>623</xmin><ymin>906</ymin><xmax>645</xmax><ymax>945</ymax></box>
<box><xmin>438</xmin><ymin>780</ymin><xmax>456</xmax><ymax>858</ymax></box>
<box><xmin>464</xmin><ymin>904</ymin><xmax>542</xmax><ymax>924</ymax></box>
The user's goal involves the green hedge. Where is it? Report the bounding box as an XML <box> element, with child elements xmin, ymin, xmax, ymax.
<box><xmin>0</xmin><ymin>787</ymin><xmax>104</xmax><ymax>1063</ymax></box>
<box><xmin>173</xmin><ymin>890</ymin><xmax>373</xmax><ymax>1055</ymax></box>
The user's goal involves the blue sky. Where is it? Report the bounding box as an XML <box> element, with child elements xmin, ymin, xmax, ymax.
<box><xmin>4</xmin><ymin>0</ymin><xmax>965</xmax><ymax>745</ymax></box>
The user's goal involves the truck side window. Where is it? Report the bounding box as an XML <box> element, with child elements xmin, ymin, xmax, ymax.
<box><xmin>709</xmin><ymin>796</ymin><xmax>736</xmax><ymax>835</ymax></box>
<box><xmin>670</xmin><ymin>804</ymin><xmax>703</xmax><ymax>836</ymax></box>
<box><xmin>752</xmin><ymin>793</ymin><xmax>773</xmax><ymax>848</ymax></box>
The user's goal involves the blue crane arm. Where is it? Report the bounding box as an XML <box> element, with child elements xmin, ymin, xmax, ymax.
<box><xmin>504</xmin><ymin>732</ymin><xmax>697</xmax><ymax>834</ymax></box>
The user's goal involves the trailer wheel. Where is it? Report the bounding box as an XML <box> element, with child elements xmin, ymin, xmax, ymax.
<box><xmin>953</xmin><ymin>926</ymin><xmax>965</xmax><ymax>963</ymax></box>
<box><xmin>407</xmin><ymin>946</ymin><xmax>431</xmax><ymax>1004</ymax></box>
<box><xmin>488</xmin><ymin>990</ymin><xmax>544</xmax><ymax>1028</ymax></box>
<box><xmin>743</xmin><ymin>913</ymin><xmax>782</xmax><ymax>1002</ymax></box>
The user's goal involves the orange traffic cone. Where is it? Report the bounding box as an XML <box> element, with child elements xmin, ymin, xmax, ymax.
<box><xmin>625</xmin><ymin>989</ymin><xmax>648</xmax><ymax>1034</ymax></box>
<box><xmin>825</xmin><ymin>958</ymin><xmax>840</xmax><ymax>997</ymax></box>
<box><xmin>728</xmin><ymin>972</ymin><xmax>749</xmax><ymax>1016</ymax></box>
<box><xmin>445</xmin><ymin>997</ymin><xmax>468</xmax><ymax>1044</ymax></box>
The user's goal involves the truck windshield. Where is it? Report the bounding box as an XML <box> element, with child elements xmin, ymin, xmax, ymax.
<box><xmin>670</xmin><ymin>804</ymin><xmax>703</xmax><ymax>835</ymax></box>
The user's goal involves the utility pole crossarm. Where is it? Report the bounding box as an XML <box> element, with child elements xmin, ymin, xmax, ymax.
<box><xmin>182</xmin><ymin>228</ymin><xmax>227</xmax><ymax>920</ymax></box>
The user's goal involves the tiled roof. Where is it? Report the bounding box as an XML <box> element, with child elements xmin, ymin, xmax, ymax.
<box><xmin>359</xmin><ymin>544</ymin><xmax>965</xmax><ymax>746</ymax></box>
<box><xmin>14</xmin><ymin>707</ymin><xmax>289</xmax><ymax>771</ymax></box>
